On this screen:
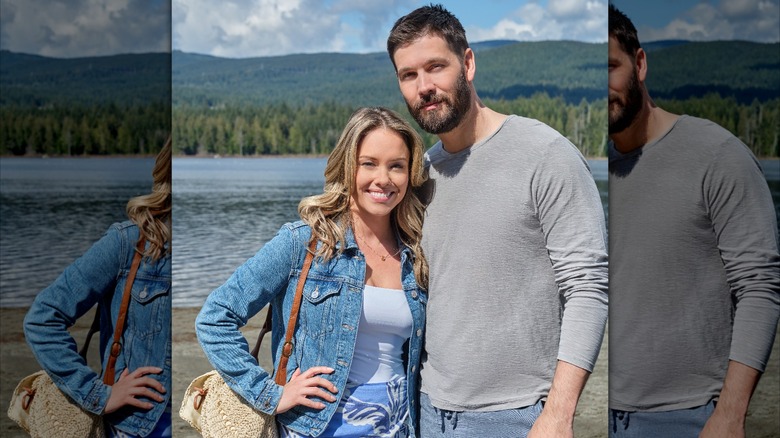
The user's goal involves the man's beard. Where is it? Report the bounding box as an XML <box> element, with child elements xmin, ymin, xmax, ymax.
<box><xmin>407</xmin><ymin>69</ymin><xmax>472</xmax><ymax>135</ymax></box>
<box><xmin>608</xmin><ymin>67</ymin><xmax>643</xmax><ymax>135</ymax></box>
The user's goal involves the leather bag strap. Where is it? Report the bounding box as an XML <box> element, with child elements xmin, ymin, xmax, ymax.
<box><xmin>103</xmin><ymin>238</ymin><xmax>146</xmax><ymax>385</ymax></box>
<box><xmin>249</xmin><ymin>305</ymin><xmax>273</xmax><ymax>362</ymax></box>
<box><xmin>78</xmin><ymin>303</ymin><xmax>103</xmax><ymax>361</ymax></box>
<box><xmin>273</xmin><ymin>239</ymin><xmax>317</xmax><ymax>386</ymax></box>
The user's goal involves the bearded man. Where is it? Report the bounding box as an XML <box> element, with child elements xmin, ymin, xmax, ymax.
<box><xmin>387</xmin><ymin>5</ymin><xmax>609</xmax><ymax>437</ymax></box>
<box><xmin>608</xmin><ymin>5</ymin><xmax>780</xmax><ymax>438</ymax></box>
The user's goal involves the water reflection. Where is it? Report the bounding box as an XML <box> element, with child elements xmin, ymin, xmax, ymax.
<box><xmin>171</xmin><ymin>158</ymin><xmax>612</xmax><ymax>307</ymax></box>
<box><xmin>3</xmin><ymin>157</ymin><xmax>774</xmax><ymax>308</ymax></box>
<box><xmin>171</xmin><ymin>158</ymin><xmax>325</xmax><ymax>307</ymax></box>
<box><xmin>0</xmin><ymin>158</ymin><xmax>154</xmax><ymax>307</ymax></box>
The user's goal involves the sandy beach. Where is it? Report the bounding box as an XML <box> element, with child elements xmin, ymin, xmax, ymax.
<box><xmin>2</xmin><ymin>307</ymin><xmax>778</xmax><ymax>437</ymax></box>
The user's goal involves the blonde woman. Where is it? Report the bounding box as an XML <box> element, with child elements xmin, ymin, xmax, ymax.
<box><xmin>197</xmin><ymin>107</ymin><xmax>428</xmax><ymax>437</ymax></box>
<box><xmin>24</xmin><ymin>138</ymin><xmax>172</xmax><ymax>437</ymax></box>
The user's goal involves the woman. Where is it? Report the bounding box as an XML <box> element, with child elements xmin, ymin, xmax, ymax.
<box><xmin>23</xmin><ymin>138</ymin><xmax>172</xmax><ymax>437</ymax></box>
<box><xmin>196</xmin><ymin>107</ymin><xmax>428</xmax><ymax>437</ymax></box>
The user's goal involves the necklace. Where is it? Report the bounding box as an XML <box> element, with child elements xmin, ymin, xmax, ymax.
<box><xmin>356</xmin><ymin>234</ymin><xmax>401</xmax><ymax>261</ymax></box>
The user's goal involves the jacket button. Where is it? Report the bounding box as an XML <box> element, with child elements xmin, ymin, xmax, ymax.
<box><xmin>139</xmin><ymin>290</ymin><xmax>148</xmax><ymax>299</ymax></box>
<box><xmin>311</xmin><ymin>290</ymin><xmax>320</xmax><ymax>299</ymax></box>
<box><xmin>411</xmin><ymin>291</ymin><xmax>418</xmax><ymax>299</ymax></box>
<box><xmin>416</xmin><ymin>329</ymin><xmax>422</xmax><ymax>337</ymax></box>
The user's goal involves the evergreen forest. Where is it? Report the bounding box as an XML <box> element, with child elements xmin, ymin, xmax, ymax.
<box><xmin>1</xmin><ymin>40</ymin><xmax>777</xmax><ymax>158</ymax></box>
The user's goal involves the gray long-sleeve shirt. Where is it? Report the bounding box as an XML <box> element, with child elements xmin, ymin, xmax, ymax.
<box><xmin>418</xmin><ymin>115</ymin><xmax>609</xmax><ymax>411</ymax></box>
<box><xmin>608</xmin><ymin>115</ymin><xmax>780</xmax><ymax>411</ymax></box>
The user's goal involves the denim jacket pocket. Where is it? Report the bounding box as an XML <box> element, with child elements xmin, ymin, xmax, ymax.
<box><xmin>127</xmin><ymin>277</ymin><xmax>170</xmax><ymax>339</ymax></box>
<box><xmin>299</xmin><ymin>278</ymin><xmax>344</xmax><ymax>339</ymax></box>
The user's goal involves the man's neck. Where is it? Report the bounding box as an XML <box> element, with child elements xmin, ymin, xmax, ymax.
<box><xmin>611</xmin><ymin>105</ymin><xmax>679</xmax><ymax>153</ymax></box>
<box><xmin>439</xmin><ymin>99</ymin><xmax>507</xmax><ymax>154</ymax></box>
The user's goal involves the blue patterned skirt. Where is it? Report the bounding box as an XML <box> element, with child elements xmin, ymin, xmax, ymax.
<box><xmin>106</xmin><ymin>403</ymin><xmax>172</xmax><ymax>438</ymax></box>
<box><xmin>280</xmin><ymin>376</ymin><xmax>409</xmax><ymax>438</ymax></box>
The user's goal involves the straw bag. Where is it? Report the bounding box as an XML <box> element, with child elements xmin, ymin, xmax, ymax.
<box><xmin>180</xmin><ymin>240</ymin><xmax>317</xmax><ymax>438</ymax></box>
<box><xmin>7</xmin><ymin>371</ymin><xmax>104</xmax><ymax>438</ymax></box>
<box><xmin>7</xmin><ymin>239</ymin><xmax>145</xmax><ymax>438</ymax></box>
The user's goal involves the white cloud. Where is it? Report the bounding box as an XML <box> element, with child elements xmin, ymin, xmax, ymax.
<box><xmin>466</xmin><ymin>0</ymin><xmax>607</xmax><ymax>43</ymax></box>
<box><xmin>173</xmin><ymin>0</ymin><xmax>415</xmax><ymax>58</ymax></box>
<box><xmin>719</xmin><ymin>0</ymin><xmax>762</xmax><ymax>18</ymax></box>
<box><xmin>548</xmin><ymin>0</ymin><xmax>589</xmax><ymax>18</ymax></box>
<box><xmin>174</xmin><ymin>0</ymin><xmax>333</xmax><ymax>58</ymax></box>
<box><xmin>0</xmin><ymin>0</ymin><xmax>170</xmax><ymax>57</ymax></box>
<box><xmin>638</xmin><ymin>0</ymin><xmax>779</xmax><ymax>42</ymax></box>
<box><xmin>332</xmin><ymin>0</ymin><xmax>417</xmax><ymax>50</ymax></box>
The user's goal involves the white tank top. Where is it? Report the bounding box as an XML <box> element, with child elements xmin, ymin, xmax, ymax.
<box><xmin>347</xmin><ymin>285</ymin><xmax>413</xmax><ymax>384</ymax></box>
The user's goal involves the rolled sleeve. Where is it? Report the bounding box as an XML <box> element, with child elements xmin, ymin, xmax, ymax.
<box><xmin>704</xmin><ymin>142</ymin><xmax>780</xmax><ymax>372</ymax></box>
<box><xmin>534</xmin><ymin>140</ymin><xmax>609</xmax><ymax>372</ymax></box>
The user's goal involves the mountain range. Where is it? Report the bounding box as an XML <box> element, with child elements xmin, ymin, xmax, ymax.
<box><xmin>1</xmin><ymin>40</ymin><xmax>777</xmax><ymax>108</ymax></box>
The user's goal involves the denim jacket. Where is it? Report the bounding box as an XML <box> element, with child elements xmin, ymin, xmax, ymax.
<box><xmin>196</xmin><ymin>221</ymin><xmax>427</xmax><ymax>437</ymax></box>
<box><xmin>23</xmin><ymin>221</ymin><xmax>171</xmax><ymax>437</ymax></box>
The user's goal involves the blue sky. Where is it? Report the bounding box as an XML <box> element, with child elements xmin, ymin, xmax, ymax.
<box><xmin>171</xmin><ymin>0</ymin><xmax>779</xmax><ymax>58</ymax></box>
<box><xmin>0</xmin><ymin>1</ymin><xmax>777</xmax><ymax>58</ymax></box>
<box><xmin>172</xmin><ymin>0</ymin><xmax>607</xmax><ymax>57</ymax></box>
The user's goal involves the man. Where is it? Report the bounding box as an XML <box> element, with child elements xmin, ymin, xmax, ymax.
<box><xmin>387</xmin><ymin>5</ymin><xmax>609</xmax><ymax>437</ymax></box>
<box><xmin>608</xmin><ymin>5</ymin><xmax>780</xmax><ymax>437</ymax></box>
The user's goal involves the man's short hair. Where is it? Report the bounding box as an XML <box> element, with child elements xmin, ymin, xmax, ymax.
<box><xmin>609</xmin><ymin>4</ymin><xmax>641</xmax><ymax>56</ymax></box>
<box><xmin>387</xmin><ymin>4</ymin><xmax>469</xmax><ymax>70</ymax></box>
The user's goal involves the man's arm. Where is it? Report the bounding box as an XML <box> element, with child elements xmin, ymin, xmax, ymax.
<box><xmin>534</xmin><ymin>137</ymin><xmax>609</xmax><ymax>373</ymax></box>
<box><xmin>530</xmin><ymin>137</ymin><xmax>609</xmax><ymax>436</ymax></box>
<box><xmin>701</xmin><ymin>136</ymin><xmax>780</xmax><ymax>436</ymax></box>
<box><xmin>528</xmin><ymin>360</ymin><xmax>589</xmax><ymax>438</ymax></box>
<box><xmin>699</xmin><ymin>360</ymin><xmax>761</xmax><ymax>438</ymax></box>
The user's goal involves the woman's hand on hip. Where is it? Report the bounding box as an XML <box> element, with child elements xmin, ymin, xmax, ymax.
<box><xmin>104</xmin><ymin>367</ymin><xmax>166</xmax><ymax>414</ymax></box>
<box><xmin>275</xmin><ymin>367</ymin><xmax>338</xmax><ymax>414</ymax></box>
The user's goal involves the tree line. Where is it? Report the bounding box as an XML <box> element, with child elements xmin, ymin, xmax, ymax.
<box><xmin>170</xmin><ymin>95</ymin><xmax>609</xmax><ymax>158</ymax></box>
<box><xmin>656</xmin><ymin>95</ymin><xmax>779</xmax><ymax>158</ymax></box>
<box><xmin>171</xmin><ymin>93</ymin><xmax>778</xmax><ymax>159</ymax></box>
<box><xmin>0</xmin><ymin>102</ymin><xmax>170</xmax><ymax>156</ymax></box>
<box><xmin>1</xmin><ymin>93</ymin><xmax>776</xmax><ymax>158</ymax></box>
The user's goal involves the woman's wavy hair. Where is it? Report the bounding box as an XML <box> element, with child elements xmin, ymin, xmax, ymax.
<box><xmin>298</xmin><ymin>107</ymin><xmax>429</xmax><ymax>289</ymax></box>
<box><xmin>126</xmin><ymin>136</ymin><xmax>171</xmax><ymax>261</ymax></box>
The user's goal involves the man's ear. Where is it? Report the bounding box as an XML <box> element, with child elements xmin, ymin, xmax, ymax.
<box><xmin>464</xmin><ymin>48</ymin><xmax>476</xmax><ymax>82</ymax></box>
<box><xmin>635</xmin><ymin>48</ymin><xmax>648</xmax><ymax>83</ymax></box>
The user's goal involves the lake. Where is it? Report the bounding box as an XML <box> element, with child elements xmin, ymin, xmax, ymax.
<box><xmin>171</xmin><ymin>157</ymin><xmax>605</xmax><ymax>307</ymax></box>
<box><xmin>0</xmin><ymin>157</ymin><xmax>154</xmax><ymax>307</ymax></box>
<box><xmin>171</xmin><ymin>158</ymin><xmax>326</xmax><ymax>307</ymax></box>
<box><xmin>0</xmin><ymin>157</ymin><xmax>777</xmax><ymax>307</ymax></box>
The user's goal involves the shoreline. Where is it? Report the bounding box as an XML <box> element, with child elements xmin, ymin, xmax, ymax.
<box><xmin>1</xmin><ymin>307</ymin><xmax>778</xmax><ymax>437</ymax></box>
